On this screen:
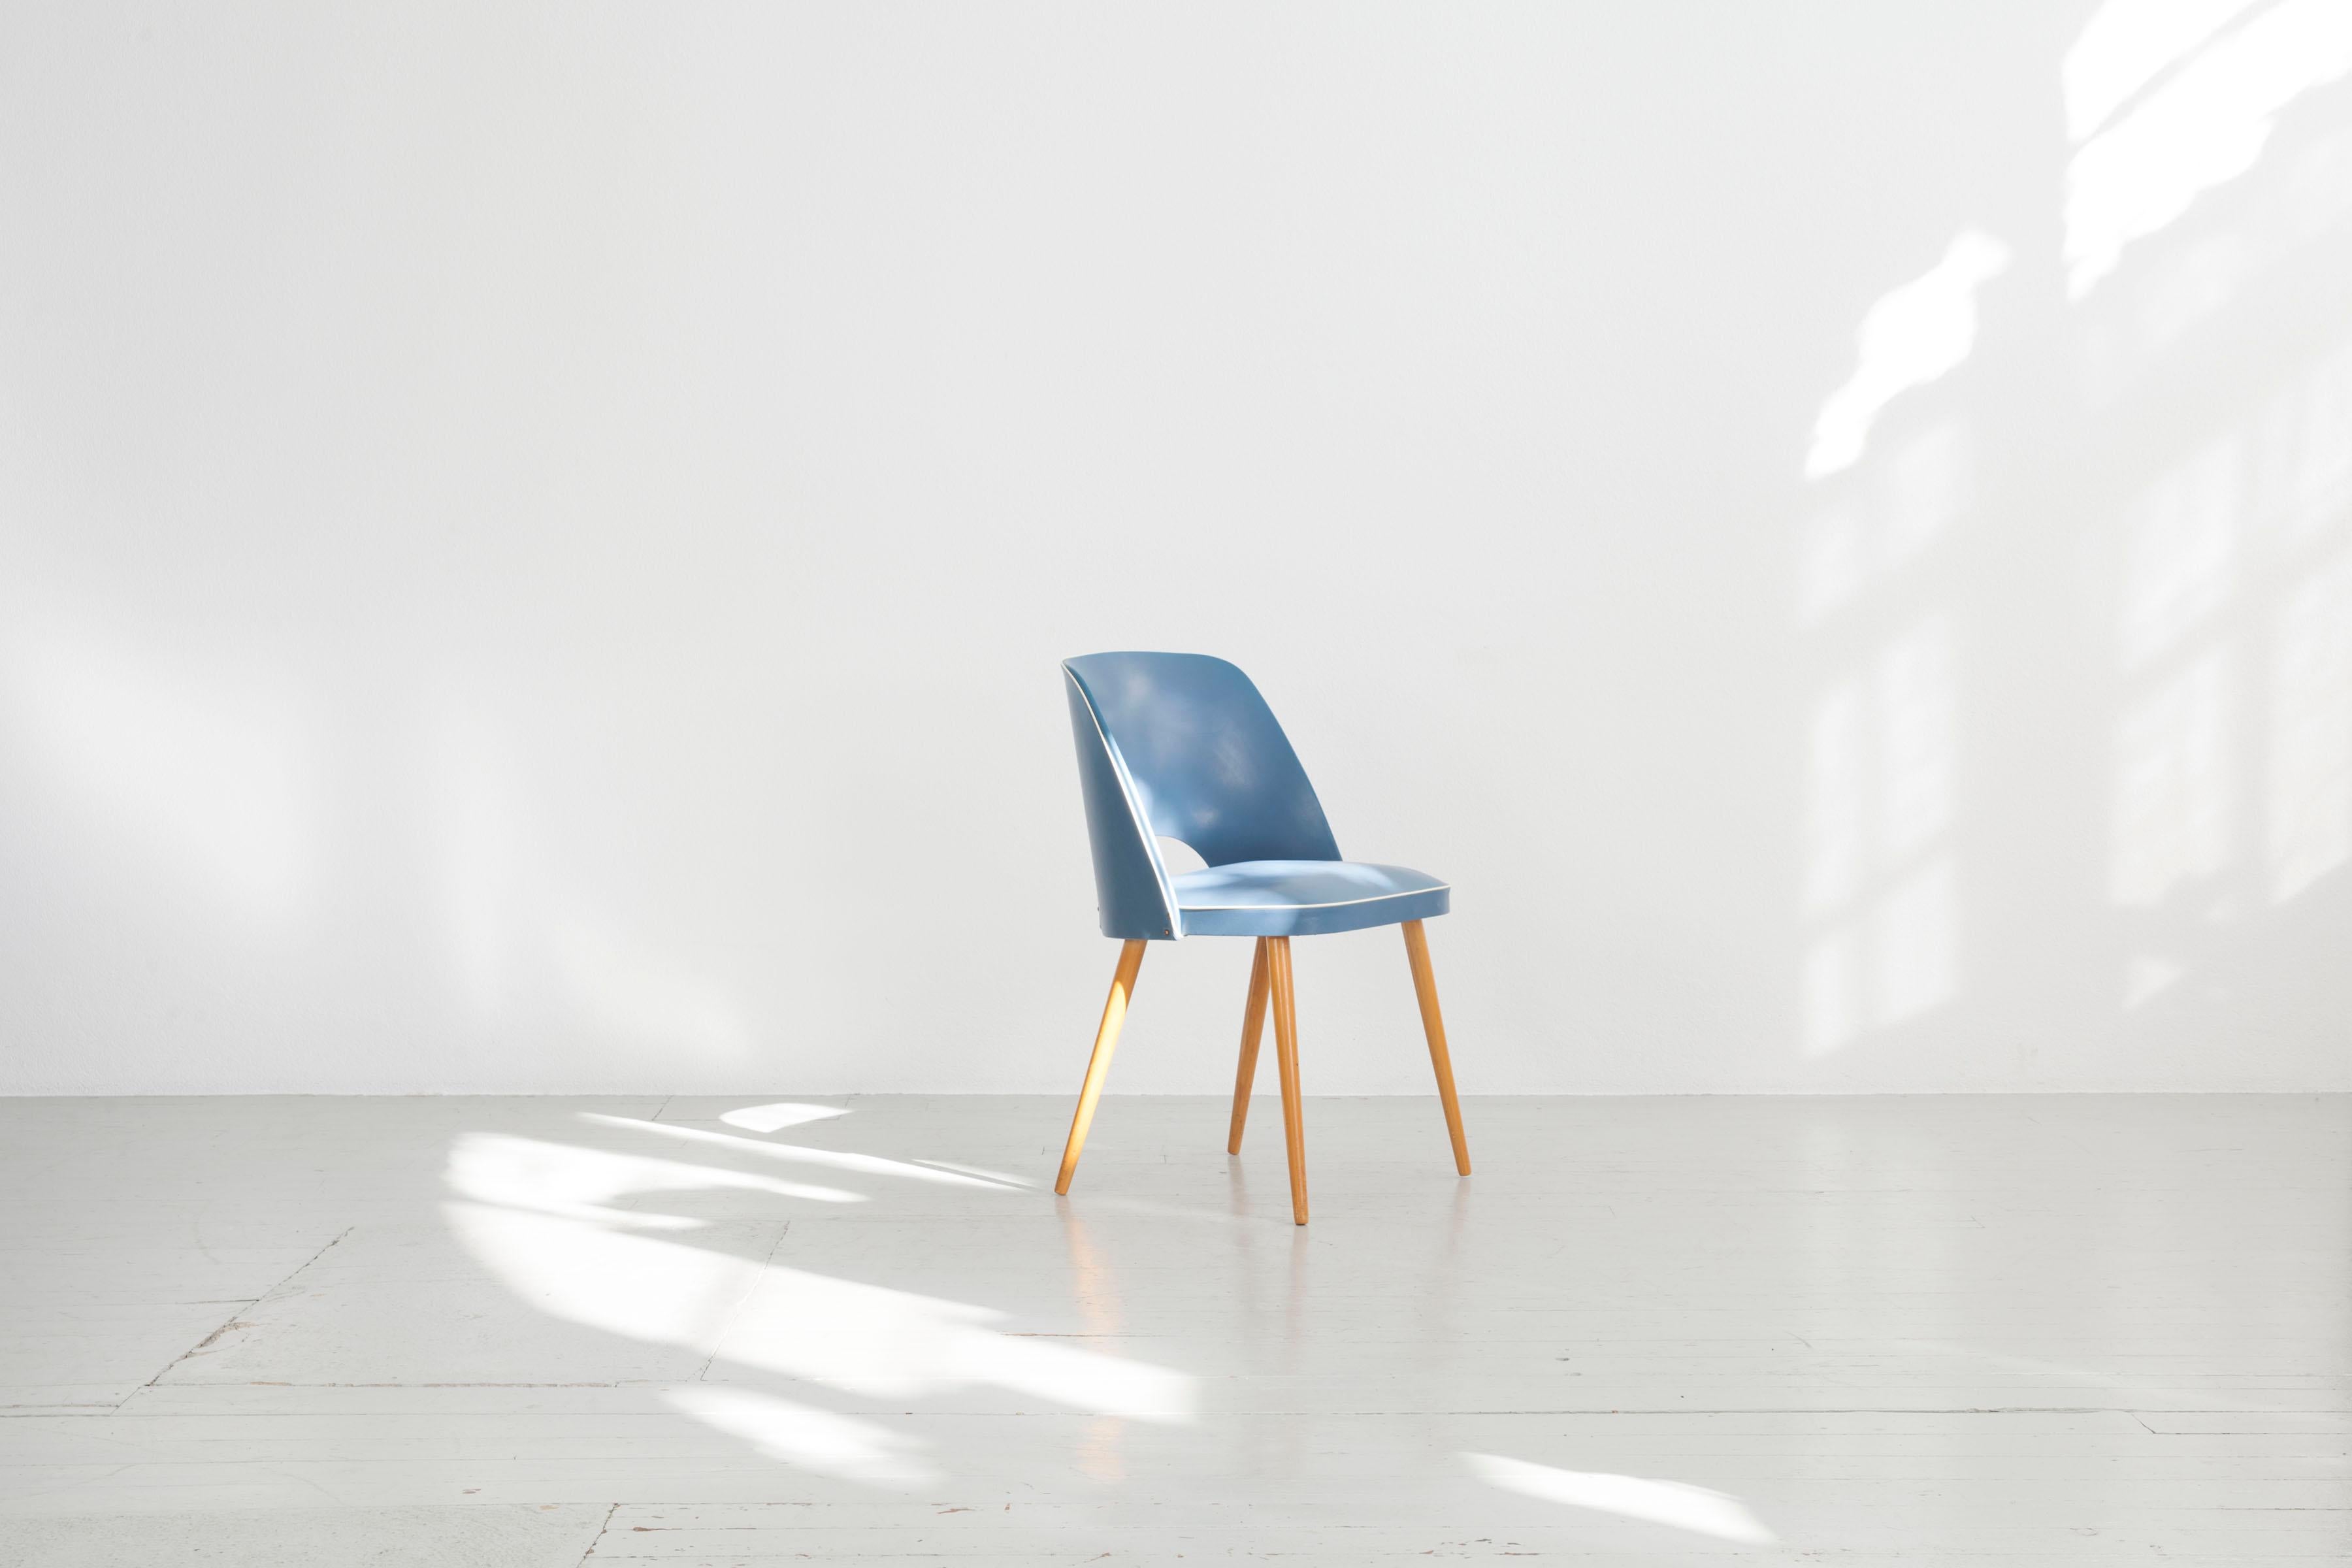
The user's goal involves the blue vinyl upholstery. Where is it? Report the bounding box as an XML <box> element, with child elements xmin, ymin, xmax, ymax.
<box><xmin>1061</xmin><ymin>653</ymin><xmax>1450</xmax><ymax>939</ymax></box>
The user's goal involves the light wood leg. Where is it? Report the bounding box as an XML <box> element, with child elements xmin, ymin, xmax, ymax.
<box><xmin>1054</xmin><ymin>939</ymin><xmax>1147</xmax><ymax>1195</ymax></box>
<box><xmin>1267</xmin><ymin>935</ymin><xmax>1309</xmax><ymax>1225</ymax></box>
<box><xmin>1401</xmin><ymin>919</ymin><xmax>1471</xmax><ymax>1175</ymax></box>
<box><xmin>1226</xmin><ymin>938</ymin><xmax>1271</xmax><ymax>1154</ymax></box>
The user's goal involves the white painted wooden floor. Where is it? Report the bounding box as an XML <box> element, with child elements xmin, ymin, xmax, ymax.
<box><xmin>0</xmin><ymin>1093</ymin><xmax>2345</xmax><ymax>1565</ymax></box>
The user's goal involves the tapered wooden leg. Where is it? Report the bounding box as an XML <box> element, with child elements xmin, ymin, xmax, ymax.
<box><xmin>1226</xmin><ymin>938</ymin><xmax>1271</xmax><ymax>1154</ymax></box>
<box><xmin>1054</xmin><ymin>939</ymin><xmax>1148</xmax><ymax>1195</ymax></box>
<box><xmin>1266</xmin><ymin>936</ymin><xmax>1309</xmax><ymax>1225</ymax></box>
<box><xmin>1401</xmin><ymin>919</ymin><xmax>1471</xmax><ymax>1175</ymax></box>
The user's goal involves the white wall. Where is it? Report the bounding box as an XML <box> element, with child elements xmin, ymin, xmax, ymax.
<box><xmin>5</xmin><ymin>1</ymin><xmax>2350</xmax><ymax>1095</ymax></box>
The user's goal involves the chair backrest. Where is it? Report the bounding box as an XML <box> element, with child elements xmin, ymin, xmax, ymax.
<box><xmin>1062</xmin><ymin>652</ymin><xmax>1342</xmax><ymax>939</ymax></box>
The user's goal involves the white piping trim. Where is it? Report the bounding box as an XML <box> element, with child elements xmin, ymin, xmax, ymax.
<box><xmin>1064</xmin><ymin>664</ymin><xmax>1181</xmax><ymax>938</ymax></box>
<box><xmin>1179</xmin><ymin>881</ymin><xmax>1450</xmax><ymax>913</ymax></box>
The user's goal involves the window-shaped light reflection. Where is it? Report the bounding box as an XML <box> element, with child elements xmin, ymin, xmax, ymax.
<box><xmin>663</xmin><ymin>1385</ymin><xmax>936</xmax><ymax>1488</ymax></box>
<box><xmin>1877</xmin><ymin>617</ymin><xmax>1957</xmax><ymax>862</ymax></box>
<box><xmin>1800</xmin><ymin>425</ymin><xmax>1973</xmax><ymax>626</ymax></box>
<box><xmin>2064</xmin><ymin>0</ymin><xmax>2263</xmax><ymax>142</ymax></box>
<box><xmin>720</xmin><ymin>1102</ymin><xmax>851</xmax><ymax>1134</ymax></box>
<box><xmin>2268</xmin><ymin>550</ymin><xmax>2352</xmax><ymax>900</ymax></box>
<box><xmin>2113</xmin><ymin>648</ymin><xmax>2234</xmax><ymax>906</ymax></box>
<box><xmin>1799</xmin><ymin>498</ymin><xmax>1870</xmax><ymax>625</ymax></box>
<box><xmin>581</xmin><ymin>1113</ymin><xmax>1020</xmax><ymax>1190</ymax></box>
<box><xmin>2065</xmin><ymin>0</ymin><xmax>2352</xmax><ymax>296</ymax></box>
<box><xmin>2119</xmin><ymin>436</ymin><xmax>2239</xmax><ymax>669</ymax></box>
<box><xmin>1874</xmin><ymin>855</ymin><xmax>1958</xmax><ymax>1026</ymax></box>
<box><xmin>443</xmin><ymin>1116</ymin><xmax>1196</xmax><ymax>1485</ymax></box>
<box><xmin>1803</xmin><ymin>618</ymin><xmax>1956</xmax><ymax>907</ymax></box>
<box><xmin>1804</xmin><ymin>679</ymin><xmax>1869</xmax><ymax>916</ymax></box>
<box><xmin>448</xmin><ymin>1198</ymin><xmax>1193</xmax><ymax>1422</ymax></box>
<box><xmin>1878</xmin><ymin>424</ymin><xmax>1974</xmax><ymax>568</ymax></box>
<box><xmin>1805</xmin><ymin>231</ymin><xmax>2010</xmax><ymax>480</ymax></box>
<box><xmin>2255</xmin><ymin>338</ymin><xmax>2352</xmax><ymax>543</ymax></box>
<box><xmin>1803</xmin><ymin>928</ymin><xmax>1863</xmax><ymax>1058</ymax></box>
<box><xmin>1462</xmin><ymin>1453</ymin><xmax>1776</xmax><ymax>1544</ymax></box>
<box><xmin>1802</xmin><ymin>619</ymin><xmax>1960</xmax><ymax>1055</ymax></box>
<box><xmin>447</xmin><ymin>1132</ymin><xmax>864</xmax><ymax>1228</ymax></box>
<box><xmin>2125</xmin><ymin>952</ymin><xmax>2188</xmax><ymax>1007</ymax></box>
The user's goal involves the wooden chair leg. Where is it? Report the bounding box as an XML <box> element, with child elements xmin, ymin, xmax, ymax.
<box><xmin>1054</xmin><ymin>939</ymin><xmax>1148</xmax><ymax>1195</ymax></box>
<box><xmin>1226</xmin><ymin>938</ymin><xmax>1271</xmax><ymax>1154</ymax></box>
<box><xmin>1401</xmin><ymin>919</ymin><xmax>1471</xmax><ymax>1175</ymax></box>
<box><xmin>1266</xmin><ymin>935</ymin><xmax>1309</xmax><ymax>1225</ymax></box>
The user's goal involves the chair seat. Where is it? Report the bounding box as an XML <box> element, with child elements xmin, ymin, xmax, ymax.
<box><xmin>1171</xmin><ymin>860</ymin><xmax>1450</xmax><ymax>938</ymax></box>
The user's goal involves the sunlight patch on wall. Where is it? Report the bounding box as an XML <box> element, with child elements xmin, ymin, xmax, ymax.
<box><xmin>1805</xmin><ymin>231</ymin><xmax>2010</xmax><ymax>480</ymax></box>
<box><xmin>1801</xmin><ymin>425</ymin><xmax>1973</xmax><ymax>625</ymax></box>
<box><xmin>2113</xmin><ymin>648</ymin><xmax>2234</xmax><ymax>907</ymax></box>
<box><xmin>1801</xmin><ymin>930</ymin><xmax>1861</xmax><ymax>1059</ymax></box>
<box><xmin>1802</xmin><ymin>619</ymin><xmax>1959</xmax><ymax>1055</ymax></box>
<box><xmin>1797</xmin><ymin>497</ymin><xmax>1869</xmax><ymax>625</ymax></box>
<box><xmin>2065</xmin><ymin>0</ymin><xmax>2264</xmax><ymax>141</ymax></box>
<box><xmin>2065</xmin><ymin>0</ymin><xmax>2352</xmax><ymax>297</ymax></box>
<box><xmin>2125</xmin><ymin>952</ymin><xmax>2187</xmax><ymax>1007</ymax></box>
<box><xmin>1803</xmin><ymin>619</ymin><xmax>1957</xmax><ymax>919</ymax></box>
<box><xmin>2102</xmin><ymin>338</ymin><xmax>2352</xmax><ymax>1002</ymax></box>
<box><xmin>1877</xmin><ymin>621</ymin><xmax>1959</xmax><ymax>862</ymax></box>
<box><xmin>1874</xmin><ymin>855</ymin><xmax>1958</xmax><ymax>1028</ymax></box>
<box><xmin>2117</xmin><ymin>436</ymin><xmax>2240</xmax><ymax>670</ymax></box>
<box><xmin>2267</xmin><ymin>549</ymin><xmax>2352</xmax><ymax>899</ymax></box>
<box><xmin>2255</xmin><ymin>340</ymin><xmax>2352</xmax><ymax>543</ymax></box>
<box><xmin>1804</xmin><ymin>678</ymin><xmax>1869</xmax><ymax>919</ymax></box>
<box><xmin>2105</xmin><ymin>441</ymin><xmax>2244</xmax><ymax>926</ymax></box>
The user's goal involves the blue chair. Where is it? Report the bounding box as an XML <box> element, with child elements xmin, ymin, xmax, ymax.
<box><xmin>1054</xmin><ymin>651</ymin><xmax>1470</xmax><ymax>1224</ymax></box>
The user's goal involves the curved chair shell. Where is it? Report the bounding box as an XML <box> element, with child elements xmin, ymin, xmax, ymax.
<box><xmin>1062</xmin><ymin>670</ymin><xmax>1179</xmax><ymax>939</ymax></box>
<box><xmin>1062</xmin><ymin>652</ymin><xmax>1343</xmax><ymax>940</ymax></box>
<box><xmin>1054</xmin><ymin>650</ymin><xmax>1471</xmax><ymax>1221</ymax></box>
<box><xmin>1172</xmin><ymin>860</ymin><xmax>1449</xmax><ymax>938</ymax></box>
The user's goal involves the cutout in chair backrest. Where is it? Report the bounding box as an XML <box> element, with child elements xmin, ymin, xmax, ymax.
<box><xmin>1156</xmin><ymin>836</ymin><xmax>1208</xmax><ymax>874</ymax></box>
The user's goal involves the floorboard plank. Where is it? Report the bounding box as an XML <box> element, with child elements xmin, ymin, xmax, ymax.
<box><xmin>0</xmin><ymin>1092</ymin><xmax>2342</xmax><ymax>1562</ymax></box>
